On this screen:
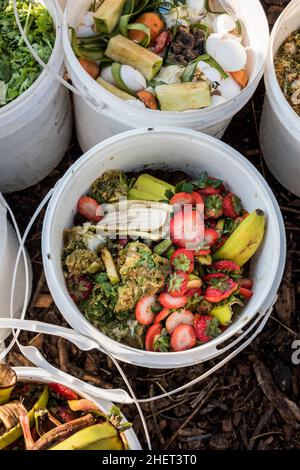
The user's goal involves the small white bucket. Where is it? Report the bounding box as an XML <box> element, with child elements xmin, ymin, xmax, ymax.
<box><xmin>62</xmin><ymin>0</ymin><xmax>269</xmax><ymax>152</ymax></box>
<box><xmin>42</xmin><ymin>128</ymin><xmax>286</xmax><ymax>369</ymax></box>
<box><xmin>260</xmin><ymin>0</ymin><xmax>300</xmax><ymax>197</ymax></box>
<box><xmin>0</xmin><ymin>0</ymin><xmax>72</xmax><ymax>193</ymax></box>
<box><xmin>0</xmin><ymin>196</ymin><xmax>32</xmax><ymax>342</ymax></box>
<box><xmin>10</xmin><ymin>367</ymin><xmax>141</xmax><ymax>450</ymax></box>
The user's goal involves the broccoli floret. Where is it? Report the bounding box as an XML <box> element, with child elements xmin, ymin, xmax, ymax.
<box><xmin>89</xmin><ymin>170</ymin><xmax>129</xmax><ymax>204</ymax></box>
<box><xmin>65</xmin><ymin>249</ymin><xmax>104</xmax><ymax>276</ymax></box>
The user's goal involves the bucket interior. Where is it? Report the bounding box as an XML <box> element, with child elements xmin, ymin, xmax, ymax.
<box><xmin>43</xmin><ymin>129</ymin><xmax>283</xmax><ymax>364</ymax></box>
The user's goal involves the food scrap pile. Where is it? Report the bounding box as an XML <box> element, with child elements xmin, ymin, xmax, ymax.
<box><xmin>275</xmin><ymin>29</ymin><xmax>300</xmax><ymax>116</ymax></box>
<box><xmin>72</xmin><ymin>0</ymin><xmax>250</xmax><ymax>112</ymax></box>
<box><xmin>0</xmin><ymin>365</ymin><xmax>131</xmax><ymax>450</ymax></box>
<box><xmin>0</xmin><ymin>0</ymin><xmax>55</xmax><ymax>107</ymax></box>
<box><xmin>62</xmin><ymin>169</ymin><xmax>265</xmax><ymax>353</ymax></box>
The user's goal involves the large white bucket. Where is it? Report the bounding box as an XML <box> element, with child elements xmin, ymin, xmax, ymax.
<box><xmin>0</xmin><ymin>0</ymin><xmax>72</xmax><ymax>193</ymax></box>
<box><xmin>62</xmin><ymin>0</ymin><xmax>269</xmax><ymax>152</ymax></box>
<box><xmin>260</xmin><ymin>0</ymin><xmax>300</xmax><ymax>197</ymax></box>
<box><xmin>0</xmin><ymin>196</ymin><xmax>32</xmax><ymax>342</ymax></box>
<box><xmin>10</xmin><ymin>367</ymin><xmax>141</xmax><ymax>450</ymax></box>
<box><xmin>42</xmin><ymin>128</ymin><xmax>286</xmax><ymax>369</ymax></box>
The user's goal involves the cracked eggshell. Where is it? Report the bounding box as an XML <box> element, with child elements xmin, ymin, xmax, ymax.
<box><xmin>205</xmin><ymin>33</ymin><xmax>224</xmax><ymax>58</ymax></box>
<box><xmin>214</xmin><ymin>39</ymin><xmax>247</xmax><ymax>72</ymax></box>
<box><xmin>210</xmin><ymin>95</ymin><xmax>227</xmax><ymax>107</ymax></box>
<box><xmin>197</xmin><ymin>62</ymin><xmax>221</xmax><ymax>83</ymax></box>
<box><xmin>219</xmin><ymin>76</ymin><xmax>241</xmax><ymax>100</ymax></box>
<box><xmin>100</xmin><ymin>66</ymin><xmax>116</xmax><ymax>86</ymax></box>
<box><xmin>212</xmin><ymin>14</ymin><xmax>236</xmax><ymax>34</ymax></box>
<box><xmin>120</xmin><ymin>65</ymin><xmax>146</xmax><ymax>93</ymax></box>
<box><xmin>186</xmin><ymin>0</ymin><xmax>205</xmax><ymax>16</ymax></box>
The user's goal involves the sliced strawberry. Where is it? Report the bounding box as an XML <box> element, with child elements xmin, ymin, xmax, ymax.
<box><xmin>192</xmin><ymin>191</ymin><xmax>204</xmax><ymax>205</ymax></box>
<box><xmin>195</xmin><ymin>248</ymin><xmax>211</xmax><ymax>256</ymax></box>
<box><xmin>239</xmin><ymin>287</ymin><xmax>253</xmax><ymax>299</ymax></box>
<box><xmin>170</xmin><ymin>209</ymin><xmax>204</xmax><ymax>250</ymax></box>
<box><xmin>171</xmin><ymin>249</ymin><xmax>194</xmax><ymax>273</ymax></box>
<box><xmin>154</xmin><ymin>30</ymin><xmax>171</xmax><ymax>54</ymax></box>
<box><xmin>77</xmin><ymin>196</ymin><xmax>103</xmax><ymax>222</ymax></box>
<box><xmin>168</xmin><ymin>270</ymin><xmax>189</xmax><ymax>297</ymax></box>
<box><xmin>223</xmin><ymin>193</ymin><xmax>243</xmax><ymax>219</ymax></box>
<box><xmin>194</xmin><ymin>316</ymin><xmax>221</xmax><ymax>343</ymax></box>
<box><xmin>204</xmin><ymin>194</ymin><xmax>224</xmax><ymax>219</ymax></box>
<box><xmin>171</xmin><ymin>324</ymin><xmax>196</xmax><ymax>352</ymax></box>
<box><xmin>135</xmin><ymin>295</ymin><xmax>156</xmax><ymax>325</ymax></box>
<box><xmin>238</xmin><ymin>278</ymin><xmax>254</xmax><ymax>289</ymax></box>
<box><xmin>159</xmin><ymin>292</ymin><xmax>188</xmax><ymax>309</ymax></box>
<box><xmin>211</xmin><ymin>260</ymin><xmax>241</xmax><ymax>274</ymax></box>
<box><xmin>145</xmin><ymin>323</ymin><xmax>163</xmax><ymax>351</ymax></box>
<box><xmin>67</xmin><ymin>275</ymin><xmax>93</xmax><ymax>303</ymax></box>
<box><xmin>155</xmin><ymin>308</ymin><xmax>171</xmax><ymax>324</ymax></box>
<box><xmin>204</xmin><ymin>228</ymin><xmax>219</xmax><ymax>247</ymax></box>
<box><xmin>193</xmin><ymin>313</ymin><xmax>201</xmax><ymax>329</ymax></box>
<box><xmin>186</xmin><ymin>288</ymin><xmax>202</xmax><ymax>298</ymax></box>
<box><xmin>166</xmin><ymin>309</ymin><xmax>194</xmax><ymax>335</ymax></box>
<box><xmin>170</xmin><ymin>192</ymin><xmax>194</xmax><ymax>206</ymax></box>
<box><xmin>204</xmin><ymin>275</ymin><xmax>239</xmax><ymax>303</ymax></box>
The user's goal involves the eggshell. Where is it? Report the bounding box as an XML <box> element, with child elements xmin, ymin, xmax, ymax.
<box><xmin>186</xmin><ymin>0</ymin><xmax>205</xmax><ymax>16</ymax></box>
<box><xmin>197</xmin><ymin>62</ymin><xmax>221</xmax><ymax>83</ymax></box>
<box><xmin>205</xmin><ymin>33</ymin><xmax>224</xmax><ymax>58</ymax></box>
<box><xmin>219</xmin><ymin>76</ymin><xmax>241</xmax><ymax>99</ymax></box>
<box><xmin>100</xmin><ymin>66</ymin><xmax>116</xmax><ymax>86</ymax></box>
<box><xmin>214</xmin><ymin>39</ymin><xmax>247</xmax><ymax>72</ymax></box>
<box><xmin>212</xmin><ymin>14</ymin><xmax>236</xmax><ymax>34</ymax></box>
<box><xmin>82</xmin><ymin>12</ymin><xmax>94</xmax><ymax>27</ymax></box>
<box><xmin>120</xmin><ymin>65</ymin><xmax>146</xmax><ymax>92</ymax></box>
<box><xmin>210</xmin><ymin>95</ymin><xmax>227</xmax><ymax>106</ymax></box>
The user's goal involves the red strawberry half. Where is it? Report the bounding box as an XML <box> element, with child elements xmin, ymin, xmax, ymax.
<box><xmin>204</xmin><ymin>228</ymin><xmax>219</xmax><ymax>247</ymax></box>
<box><xmin>135</xmin><ymin>295</ymin><xmax>156</xmax><ymax>326</ymax></box>
<box><xmin>194</xmin><ymin>316</ymin><xmax>221</xmax><ymax>343</ymax></box>
<box><xmin>168</xmin><ymin>270</ymin><xmax>189</xmax><ymax>297</ymax></box>
<box><xmin>171</xmin><ymin>324</ymin><xmax>196</xmax><ymax>352</ymax></box>
<box><xmin>166</xmin><ymin>309</ymin><xmax>194</xmax><ymax>335</ymax></box>
<box><xmin>238</xmin><ymin>278</ymin><xmax>253</xmax><ymax>289</ymax></box>
<box><xmin>67</xmin><ymin>275</ymin><xmax>93</xmax><ymax>303</ymax></box>
<box><xmin>193</xmin><ymin>173</ymin><xmax>224</xmax><ymax>196</ymax></box>
<box><xmin>223</xmin><ymin>193</ymin><xmax>243</xmax><ymax>219</ymax></box>
<box><xmin>171</xmin><ymin>249</ymin><xmax>194</xmax><ymax>273</ymax></box>
<box><xmin>204</xmin><ymin>194</ymin><xmax>224</xmax><ymax>219</ymax></box>
<box><xmin>77</xmin><ymin>196</ymin><xmax>103</xmax><ymax>222</ymax></box>
<box><xmin>155</xmin><ymin>308</ymin><xmax>171</xmax><ymax>324</ymax></box>
<box><xmin>170</xmin><ymin>209</ymin><xmax>204</xmax><ymax>250</ymax></box>
<box><xmin>204</xmin><ymin>275</ymin><xmax>238</xmax><ymax>303</ymax></box>
<box><xmin>211</xmin><ymin>260</ymin><xmax>241</xmax><ymax>275</ymax></box>
<box><xmin>239</xmin><ymin>287</ymin><xmax>253</xmax><ymax>299</ymax></box>
<box><xmin>159</xmin><ymin>292</ymin><xmax>188</xmax><ymax>309</ymax></box>
<box><xmin>145</xmin><ymin>323</ymin><xmax>163</xmax><ymax>351</ymax></box>
<box><xmin>170</xmin><ymin>192</ymin><xmax>194</xmax><ymax>206</ymax></box>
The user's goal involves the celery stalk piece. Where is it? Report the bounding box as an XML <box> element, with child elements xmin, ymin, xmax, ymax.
<box><xmin>94</xmin><ymin>0</ymin><xmax>127</xmax><ymax>34</ymax></box>
<box><xmin>156</xmin><ymin>82</ymin><xmax>211</xmax><ymax>112</ymax></box>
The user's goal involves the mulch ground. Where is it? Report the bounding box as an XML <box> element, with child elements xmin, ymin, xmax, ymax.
<box><xmin>5</xmin><ymin>0</ymin><xmax>300</xmax><ymax>450</ymax></box>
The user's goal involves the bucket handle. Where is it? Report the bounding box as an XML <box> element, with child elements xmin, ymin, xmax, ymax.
<box><xmin>11</xmin><ymin>0</ymin><xmax>108</xmax><ymax>116</ymax></box>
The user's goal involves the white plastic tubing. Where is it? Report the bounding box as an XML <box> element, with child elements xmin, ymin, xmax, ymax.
<box><xmin>42</xmin><ymin>128</ymin><xmax>286</xmax><ymax>370</ymax></box>
<box><xmin>0</xmin><ymin>0</ymin><xmax>72</xmax><ymax>193</ymax></box>
<box><xmin>62</xmin><ymin>0</ymin><xmax>269</xmax><ymax>151</ymax></box>
<box><xmin>260</xmin><ymin>0</ymin><xmax>300</xmax><ymax>197</ymax></box>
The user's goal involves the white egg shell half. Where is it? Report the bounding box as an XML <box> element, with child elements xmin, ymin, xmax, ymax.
<box><xmin>76</xmin><ymin>25</ymin><xmax>96</xmax><ymax>38</ymax></box>
<box><xmin>219</xmin><ymin>76</ymin><xmax>241</xmax><ymax>99</ymax></box>
<box><xmin>186</xmin><ymin>0</ymin><xmax>205</xmax><ymax>16</ymax></box>
<box><xmin>100</xmin><ymin>66</ymin><xmax>116</xmax><ymax>86</ymax></box>
<box><xmin>214</xmin><ymin>39</ymin><xmax>247</xmax><ymax>72</ymax></box>
<box><xmin>205</xmin><ymin>33</ymin><xmax>224</xmax><ymax>58</ymax></box>
<box><xmin>120</xmin><ymin>65</ymin><xmax>146</xmax><ymax>92</ymax></box>
<box><xmin>212</xmin><ymin>14</ymin><xmax>236</xmax><ymax>34</ymax></box>
<box><xmin>82</xmin><ymin>12</ymin><xmax>95</xmax><ymax>27</ymax></box>
<box><xmin>197</xmin><ymin>62</ymin><xmax>221</xmax><ymax>83</ymax></box>
<box><xmin>210</xmin><ymin>95</ymin><xmax>227</xmax><ymax>107</ymax></box>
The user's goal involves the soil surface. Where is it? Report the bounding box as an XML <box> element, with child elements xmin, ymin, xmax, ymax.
<box><xmin>5</xmin><ymin>0</ymin><xmax>300</xmax><ymax>450</ymax></box>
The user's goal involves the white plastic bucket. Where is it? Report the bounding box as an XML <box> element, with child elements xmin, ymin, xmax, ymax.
<box><xmin>0</xmin><ymin>0</ymin><xmax>72</xmax><ymax>193</ymax></box>
<box><xmin>10</xmin><ymin>367</ymin><xmax>141</xmax><ymax>450</ymax></box>
<box><xmin>0</xmin><ymin>196</ymin><xmax>32</xmax><ymax>342</ymax></box>
<box><xmin>260</xmin><ymin>0</ymin><xmax>300</xmax><ymax>197</ymax></box>
<box><xmin>62</xmin><ymin>0</ymin><xmax>269</xmax><ymax>152</ymax></box>
<box><xmin>42</xmin><ymin>128</ymin><xmax>286</xmax><ymax>369</ymax></box>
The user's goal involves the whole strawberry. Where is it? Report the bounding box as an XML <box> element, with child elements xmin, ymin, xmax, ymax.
<box><xmin>223</xmin><ymin>193</ymin><xmax>243</xmax><ymax>219</ymax></box>
<box><xmin>194</xmin><ymin>316</ymin><xmax>221</xmax><ymax>343</ymax></box>
<box><xmin>204</xmin><ymin>194</ymin><xmax>223</xmax><ymax>219</ymax></box>
<box><xmin>67</xmin><ymin>275</ymin><xmax>93</xmax><ymax>303</ymax></box>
